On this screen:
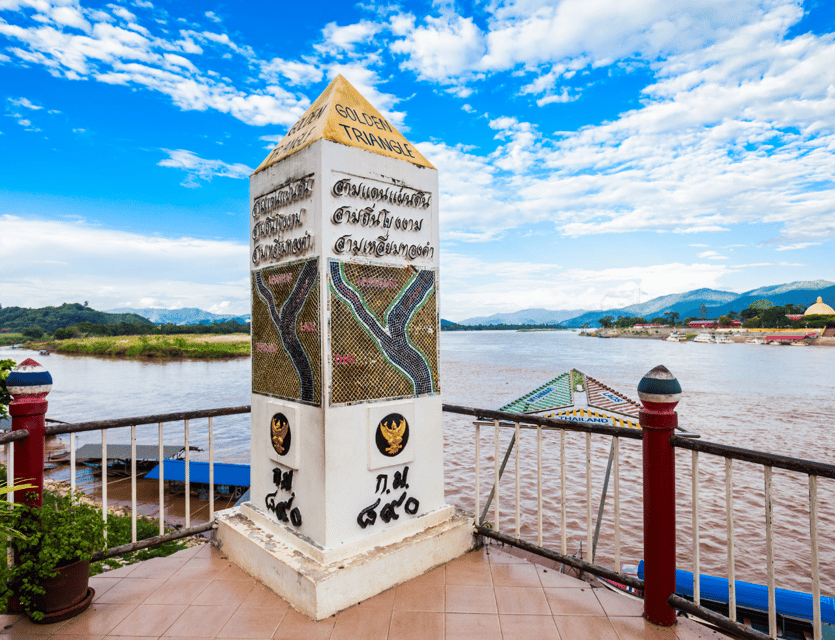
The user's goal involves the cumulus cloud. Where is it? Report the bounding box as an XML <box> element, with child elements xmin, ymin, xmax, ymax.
<box><xmin>0</xmin><ymin>1</ymin><xmax>309</xmax><ymax>126</ymax></box>
<box><xmin>157</xmin><ymin>149</ymin><xmax>252</xmax><ymax>187</ymax></box>
<box><xmin>440</xmin><ymin>253</ymin><xmax>733</xmax><ymax>319</ymax></box>
<box><xmin>0</xmin><ymin>214</ymin><xmax>250</xmax><ymax>312</ymax></box>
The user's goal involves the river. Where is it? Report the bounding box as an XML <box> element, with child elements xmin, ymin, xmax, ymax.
<box><xmin>2</xmin><ymin>330</ymin><xmax>833</xmax><ymax>593</ymax></box>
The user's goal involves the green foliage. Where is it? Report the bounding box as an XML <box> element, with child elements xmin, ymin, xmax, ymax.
<box><xmin>53</xmin><ymin>327</ymin><xmax>74</xmax><ymax>340</ymax></box>
<box><xmin>750</xmin><ymin>299</ymin><xmax>774</xmax><ymax>310</ymax></box>
<box><xmin>0</xmin><ymin>334</ymin><xmax>26</xmax><ymax>347</ymax></box>
<box><xmin>91</xmin><ymin>514</ymin><xmax>187</xmax><ymax>575</ymax></box>
<box><xmin>664</xmin><ymin>311</ymin><xmax>680</xmax><ymax>326</ymax></box>
<box><xmin>21</xmin><ymin>326</ymin><xmax>44</xmax><ymax>340</ymax></box>
<box><xmin>598</xmin><ymin>315</ymin><xmax>615</xmax><ymax>328</ymax></box>
<box><xmin>1</xmin><ymin>358</ymin><xmax>14</xmax><ymax>420</ymax></box>
<box><xmin>0</xmin><ymin>491</ymin><xmax>107</xmax><ymax>620</ymax></box>
<box><xmin>0</xmin><ymin>303</ymin><xmax>154</xmax><ymax>334</ymax></box>
<box><xmin>39</xmin><ymin>334</ymin><xmax>249</xmax><ymax>359</ymax></box>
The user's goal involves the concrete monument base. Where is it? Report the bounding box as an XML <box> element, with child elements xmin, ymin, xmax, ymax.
<box><xmin>214</xmin><ymin>504</ymin><xmax>475</xmax><ymax>620</ymax></box>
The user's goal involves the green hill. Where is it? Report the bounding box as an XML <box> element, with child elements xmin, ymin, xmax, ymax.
<box><xmin>0</xmin><ymin>303</ymin><xmax>153</xmax><ymax>334</ymax></box>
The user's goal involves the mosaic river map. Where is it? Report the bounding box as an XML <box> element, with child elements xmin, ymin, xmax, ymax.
<box><xmin>251</xmin><ymin>258</ymin><xmax>321</xmax><ymax>405</ymax></box>
<box><xmin>329</xmin><ymin>260</ymin><xmax>440</xmax><ymax>404</ymax></box>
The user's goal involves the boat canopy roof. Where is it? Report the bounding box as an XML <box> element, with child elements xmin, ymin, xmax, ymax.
<box><xmin>74</xmin><ymin>443</ymin><xmax>184</xmax><ymax>461</ymax></box>
<box><xmin>638</xmin><ymin>561</ymin><xmax>835</xmax><ymax>624</ymax></box>
<box><xmin>499</xmin><ymin>369</ymin><xmax>642</xmax><ymax>429</ymax></box>
<box><xmin>145</xmin><ymin>460</ymin><xmax>250</xmax><ymax>487</ymax></box>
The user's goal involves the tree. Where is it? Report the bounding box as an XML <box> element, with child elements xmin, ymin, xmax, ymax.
<box><xmin>699</xmin><ymin>304</ymin><xmax>707</xmax><ymax>320</ymax></box>
<box><xmin>664</xmin><ymin>311</ymin><xmax>680</xmax><ymax>326</ymax></box>
<box><xmin>718</xmin><ymin>315</ymin><xmax>732</xmax><ymax>326</ymax></box>
<box><xmin>599</xmin><ymin>316</ymin><xmax>614</xmax><ymax>329</ymax></box>
<box><xmin>0</xmin><ymin>358</ymin><xmax>14</xmax><ymax>420</ymax></box>
<box><xmin>750</xmin><ymin>299</ymin><xmax>774</xmax><ymax>310</ymax></box>
<box><xmin>21</xmin><ymin>326</ymin><xmax>44</xmax><ymax>339</ymax></box>
<box><xmin>728</xmin><ymin>310</ymin><xmax>740</xmax><ymax>320</ymax></box>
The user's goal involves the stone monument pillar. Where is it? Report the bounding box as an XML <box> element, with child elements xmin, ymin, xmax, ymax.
<box><xmin>215</xmin><ymin>75</ymin><xmax>474</xmax><ymax>620</ymax></box>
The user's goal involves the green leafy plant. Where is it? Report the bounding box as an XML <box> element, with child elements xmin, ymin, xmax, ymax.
<box><xmin>1</xmin><ymin>358</ymin><xmax>14</xmax><ymax>420</ymax></box>
<box><xmin>0</xmin><ymin>491</ymin><xmax>106</xmax><ymax>620</ymax></box>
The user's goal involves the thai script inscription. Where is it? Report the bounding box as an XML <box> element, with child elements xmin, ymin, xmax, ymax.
<box><xmin>252</xmin><ymin>232</ymin><xmax>314</xmax><ymax>266</ymax></box>
<box><xmin>332</xmin><ymin>205</ymin><xmax>423</xmax><ymax>232</ymax></box>
<box><xmin>333</xmin><ymin>233</ymin><xmax>433</xmax><ymax>261</ymax></box>
<box><xmin>252</xmin><ymin>176</ymin><xmax>314</xmax><ymax>219</ymax></box>
<box><xmin>252</xmin><ymin>209</ymin><xmax>304</xmax><ymax>242</ymax></box>
<box><xmin>331</xmin><ymin>178</ymin><xmax>430</xmax><ymax>209</ymax></box>
<box><xmin>356</xmin><ymin>466</ymin><xmax>419</xmax><ymax>529</ymax></box>
<box><xmin>265</xmin><ymin>467</ymin><xmax>302</xmax><ymax>527</ymax></box>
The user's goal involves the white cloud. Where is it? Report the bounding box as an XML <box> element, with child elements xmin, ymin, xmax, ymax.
<box><xmin>775</xmin><ymin>242</ymin><xmax>823</xmax><ymax>251</ymax></box>
<box><xmin>8</xmin><ymin>96</ymin><xmax>42</xmax><ymax>109</ymax></box>
<box><xmin>317</xmin><ymin>20</ymin><xmax>380</xmax><ymax>55</ymax></box>
<box><xmin>260</xmin><ymin>57</ymin><xmax>323</xmax><ymax>86</ymax></box>
<box><xmin>440</xmin><ymin>253</ymin><xmax>732</xmax><ymax>319</ymax></box>
<box><xmin>0</xmin><ymin>214</ymin><xmax>250</xmax><ymax>313</ymax></box>
<box><xmin>157</xmin><ymin>149</ymin><xmax>252</xmax><ymax>187</ymax></box>
<box><xmin>204</xmin><ymin>11</ymin><xmax>220</xmax><ymax>23</ymax></box>
<box><xmin>697</xmin><ymin>250</ymin><xmax>727</xmax><ymax>259</ymax></box>
<box><xmin>0</xmin><ymin>4</ymin><xmax>310</xmax><ymax>126</ymax></box>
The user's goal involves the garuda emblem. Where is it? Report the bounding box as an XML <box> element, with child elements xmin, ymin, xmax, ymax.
<box><xmin>376</xmin><ymin>413</ymin><xmax>409</xmax><ymax>457</ymax></box>
<box><xmin>271</xmin><ymin>413</ymin><xmax>291</xmax><ymax>456</ymax></box>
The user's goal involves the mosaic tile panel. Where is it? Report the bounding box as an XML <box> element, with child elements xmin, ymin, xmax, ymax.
<box><xmin>328</xmin><ymin>260</ymin><xmax>440</xmax><ymax>404</ymax></box>
<box><xmin>251</xmin><ymin>258</ymin><xmax>321</xmax><ymax>405</ymax></box>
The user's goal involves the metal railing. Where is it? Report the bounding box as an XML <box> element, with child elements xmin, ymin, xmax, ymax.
<box><xmin>2</xmin><ymin>406</ymin><xmax>250</xmax><ymax>558</ymax></box>
<box><xmin>444</xmin><ymin>403</ymin><xmax>833</xmax><ymax>640</ymax></box>
<box><xmin>4</xmin><ymin>391</ymin><xmax>830</xmax><ymax>638</ymax></box>
<box><xmin>443</xmin><ymin>403</ymin><xmax>645</xmax><ymax>591</ymax></box>
<box><xmin>671</xmin><ymin>435</ymin><xmax>835</xmax><ymax>640</ymax></box>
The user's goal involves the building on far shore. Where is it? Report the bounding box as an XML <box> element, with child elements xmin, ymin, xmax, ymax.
<box><xmin>688</xmin><ymin>319</ymin><xmax>742</xmax><ymax>328</ymax></box>
<box><xmin>786</xmin><ymin>296</ymin><xmax>835</xmax><ymax>321</ymax></box>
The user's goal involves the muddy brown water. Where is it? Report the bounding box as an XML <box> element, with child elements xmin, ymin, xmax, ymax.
<box><xmin>4</xmin><ymin>332</ymin><xmax>833</xmax><ymax>594</ymax></box>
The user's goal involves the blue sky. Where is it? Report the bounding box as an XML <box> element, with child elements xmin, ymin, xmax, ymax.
<box><xmin>1</xmin><ymin>0</ymin><xmax>833</xmax><ymax>321</ymax></box>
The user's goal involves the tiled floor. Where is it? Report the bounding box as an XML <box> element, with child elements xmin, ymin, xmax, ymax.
<box><xmin>0</xmin><ymin>543</ymin><xmax>725</xmax><ymax>640</ymax></box>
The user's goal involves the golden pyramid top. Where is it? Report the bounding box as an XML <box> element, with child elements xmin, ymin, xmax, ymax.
<box><xmin>254</xmin><ymin>75</ymin><xmax>435</xmax><ymax>173</ymax></box>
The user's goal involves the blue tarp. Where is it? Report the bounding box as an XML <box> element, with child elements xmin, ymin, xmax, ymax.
<box><xmin>638</xmin><ymin>560</ymin><xmax>835</xmax><ymax>623</ymax></box>
<box><xmin>145</xmin><ymin>460</ymin><xmax>250</xmax><ymax>487</ymax></box>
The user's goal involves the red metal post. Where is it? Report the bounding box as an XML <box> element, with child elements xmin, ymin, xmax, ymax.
<box><xmin>638</xmin><ymin>364</ymin><xmax>681</xmax><ymax>627</ymax></box>
<box><xmin>6</xmin><ymin>359</ymin><xmax>52</xmax><ymax>507</ymax></box>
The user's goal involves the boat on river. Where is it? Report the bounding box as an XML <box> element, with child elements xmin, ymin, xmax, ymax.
<box><xmin>693</xmin><ymin>334</ymin><xmax>715</xmax><ymax>344</ymax></box>
<box><xmin>666</xmin><ymin>332</ymin><xmax>687</xmax><ymax>342</ymax></box>
<box><xmin>601</xmin><ymin>562</ymin><xmax>834</xmax><ymax>640</ymax></box>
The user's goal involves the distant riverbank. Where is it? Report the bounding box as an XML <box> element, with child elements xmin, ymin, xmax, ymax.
<box><xmin>28</xmin><ymin>333</ymin><xmax>250</xmax><ymax>358</ymax></box>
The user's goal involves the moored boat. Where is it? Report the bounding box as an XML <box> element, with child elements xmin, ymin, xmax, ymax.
<box><xmin>601</xmin><ymin>562</ymin><xmax>835</xmax><ymax>640</ymax></box>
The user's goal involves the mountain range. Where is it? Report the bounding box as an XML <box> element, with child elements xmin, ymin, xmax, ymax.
<box><xmin>453</xmin><ymin>280</ymin><xmax>835</xmax><ymax>328</ymax></box>
<box><xmin>107</xmin><ymin>307</ymin><xmax>251</xmax><ymax>325</ymax></box>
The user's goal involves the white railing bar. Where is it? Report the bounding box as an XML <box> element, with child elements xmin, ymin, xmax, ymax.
<box><xmin>514</xmin><ymin>421</ymin><xmax>520</xmax><ymax>539</ymax></box>
<box><xmin>810</xmin><ymin>475</ymin><xmax>821</xmax><ymax>640</ymax></box>
<box><xmin>6</xmin><ymin>442</ymin><xmax>13</xmax><ymax>505</ymax></box>
<box><xmin>693</xmin><ymin>450</ymin><xmax>700</xmax><ymax>607</ymax></box>
<box><xmin>475</xmin><ymin>423</ymin><xmax>480</xmax><ymax>523</ymax></box>
<box><xmin>586</xmin><ymin>432</ymin><xmax>592</xmax><ymax>561</ymax></box>
<box><xmin>185</xmin><ymin>419</ymin><xmax>190</xmax><ymax>529</ymax></box>
<box><xmin>102</xmin><ymin>429</ymin><xmax>108</xmax><ymax>537</ymax></box>
<box><xmin>70</xmin><ymin>432</ymin><xmax>76</xmax><ymax>492</ymax></box>
<box><xmin>537</xmin><ymin>426</ymin><xmax>542</xmax><ymax>547</ymax></box>
<box><xmin>209</xmin><ymin>417</ymin><xmax>215</xmax><ymax>522</ymax></box>
<box><xmin>494</xmin><ymin>419</ymin><xmax>500</xmax><ymax>531</ymax></box>
<box><xmin>726</xmin><ymin>458</ymin><xmax>737</xmax><ymax>622</ymax></box>
<box><xmin>765</xmin><ymin>465</ymin><xmax>776</xmax><ymax>639</ymax></box>
<box><xmin>614</xmin><ymin>436</ymin><xmax>620</xmax><ymax>570</ymax></box>
<box><xmin>560</xmin><ymin>429</ymin><xmax>566</xmax><ymax>555</ymax></box>
<box><xmin>158</xmin><ymin>422</ymin><xmax>164</xmax><ymax>536</ymax></box>
<box><xmin>131</xmin><ymin>425</ymin><xmax>137</xmax><ymax>543</ymax></box>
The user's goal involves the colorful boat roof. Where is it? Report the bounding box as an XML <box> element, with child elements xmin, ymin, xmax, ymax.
<box><xmin>499</xmin><ymin>369</ymin><xmax>642</xmax><ymax>429</ymax></box>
